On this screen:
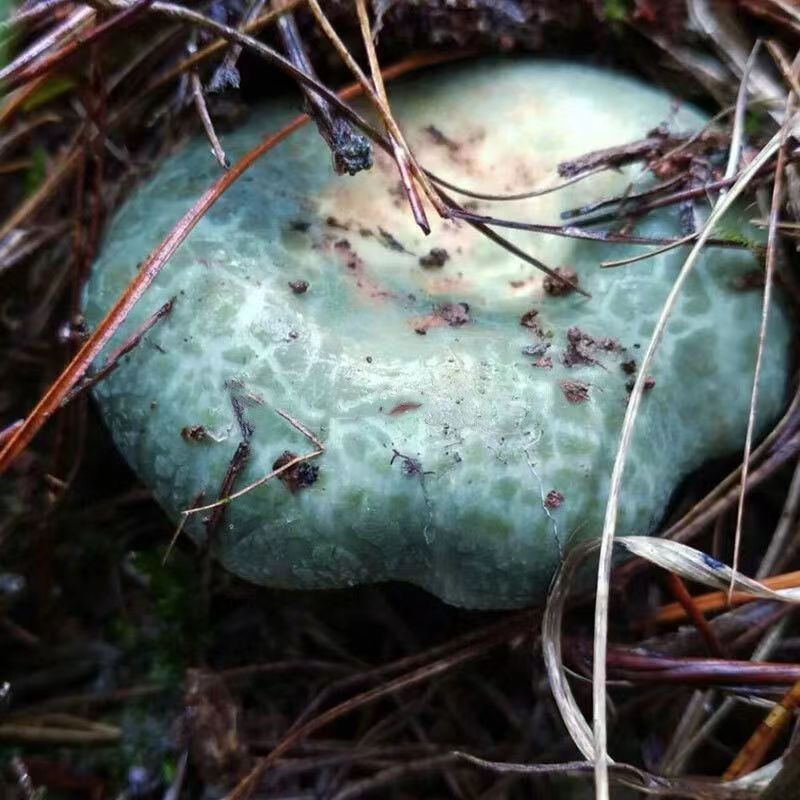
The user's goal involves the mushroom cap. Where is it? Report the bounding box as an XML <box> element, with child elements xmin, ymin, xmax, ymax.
<box><xmin>84</xmin><ymin>59</ymin><xmax>791</xmax><ymax>608</ymax></box>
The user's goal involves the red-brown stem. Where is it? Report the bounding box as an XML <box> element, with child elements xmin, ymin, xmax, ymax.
<box><xmin>0</xmin><ymin>0</ymin><xmax>154</xmax><ymax>92</ymax></box>
<box><xmin>665</xmin><ymin>572</ymin><xmax>728</xmax><ymax>658</ymax></box>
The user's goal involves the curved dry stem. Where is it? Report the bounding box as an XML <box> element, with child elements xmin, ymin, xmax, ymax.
<box><xmin>590</xmin><ymin>127</ymin><xmax>787</xmax><ymax>799</ymax></box>
<box><xmin>731</xmin><ymin>93</ymin><xmax>793</xmax><ymax>597</ymax></box>
<box><xmin>542</xmin><ymin>536</ymin><xmax>800</xmax><ymax>793</ymax></box>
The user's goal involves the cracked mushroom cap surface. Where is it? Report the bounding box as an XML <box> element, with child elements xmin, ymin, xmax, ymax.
<box><xmin>84</xmin><ymin>60</ymin><xmax>791</xmax><ymax>609</ymax></box>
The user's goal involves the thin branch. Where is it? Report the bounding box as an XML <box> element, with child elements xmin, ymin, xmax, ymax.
<box><xmin>431</xmin><ymin>166</ymin><xmax>608</xmax><ymax>203</ymax></box>
<box><xmin>590</xmin><ymin>128</ymin><xmax>788</xmax><ymax>800</ymax></box>
<box><xmin>181</xmin><ymin>409</ymin><xmax>323</xmax><ymax>516</ymax></box>
<box><xmin>61</xmin><ymin>297</ymin><xmax>175</xmax><ymax>406</ymax></box>
<box><xmin>600</xmin><ymin>232</ymin><xmax>699</xmax><ymax>269</ymax></box>
<box><xmin>0</xmin><ymin>5</ymin><xmax>94</xmax><ymax>84</ymax></box>
<box><xmin>0</xmin><ymin>0</ymin><xmax>153</xmax><ymax>93</ymax></box>
<box><xmin>305</xmin><ymin>0</ymin><xmax>445</xmax><ymax>220</ymax></box>
<box><xmin>276</xmin><ymin>9</ymin><xmax>372</xmax><ymax>176</ymax></box>
<box><xmin>189</xmin><ymin>50</ymin><xmax>228</xmax><ymax>168</ymax></box>
<box><xmin>354</xmin><ymin>0</ymin><xmax>428</xmax><ymax>230</ymax></box>
<box><xmin>731</xmin><ymin>86</ymin><xmax>794</xmax><ymax>597</ymax></box>
<box><xmin>452</xmin><ymin>205</ymin><xmax>747</xmax><ymax>251</ymax></box>
<box><xmin>207</xmin><ymin>0</ymin><xmax>267</xmax><ymax>93</ymax></box>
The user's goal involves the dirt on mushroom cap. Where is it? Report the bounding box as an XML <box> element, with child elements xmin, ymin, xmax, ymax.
<box><xmin>83</xmin><ymin>60</ymin><xmax>791</xmax><ymax>608</ymax></box>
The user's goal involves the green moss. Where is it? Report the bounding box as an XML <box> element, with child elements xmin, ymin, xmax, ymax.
<box><xmin>603</xmin><ymin>0</ymin><xmax>630</xmax><ymax>23</ymax></box>
<box><xmin>126</xmin><ymin>549</ymin><xmax>208</xmax><ymax>681</ymax></box>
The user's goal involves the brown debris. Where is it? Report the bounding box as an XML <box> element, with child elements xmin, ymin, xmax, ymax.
<box><xmin>272</xmin><ymin>450</ymin><xmax>320</xmax><ymax>493</ymax></box>
<box><xmin>621</xmin><ymin>359</ymin><xmax>637</xmax><ymax>375</ymax></box>
<box><xmin>563</xmin><ymin>326</ymin><xmax>599</xmax><ymax>368</ymax></box>
<box><xmin>288</xmin><ymin>280</ymin><xmax>309</xmax><ymax>294</ymax></box>
<box><xmin>627</xmin><ymin>376</ymin><xmax>657</xmax><ymax>393</ymax></box>
<box><xmin>182</xmin><ymin>669</ymin><xmax>249</xmax><ymax>785</ymax></box>
<box><xmin>388</xmin><ymin>402</ymin><xmax>422</xmax><ymax>416</ymax></box>
<box><xmin>598</xmin><ymin>337</ymin><xmax>623</xmax><ymax>352</ymax></box>
<box><xmin>378</xmin><ymin>227</ymin><xmax>411</xmax><ymax>254</ymax></box>
<box><xmin>413</xmin><ymin>302</ymin><xmax>471</xmax><ymax>334</ymax></box>
<box><xmin>560</xmin><ymin>380</ymin><xmax>590</xmax><ymax>404</ymax></box>
<box><xmin>520</xmin><ymin>308</ymin><xmax>549</xmax><ymax>338</ymax></box>
<box><xmin>533</xmin><ymin>357</ymin><xmax>553</xmax><ymax>369</ymax></box>
<box><xmin>732</xmin><ymin>269</ymin><xmax>765</xmax><ymax>291</ymax></box>
<box><xmin>436</xmin><ymin>302</ymin><xmax>470</xmax><ymax>326</ymax></box>
<box><xmin>520</xmin><ymin>309</ymin><xmax>540</xmax><ymax>329</ymax></box>
<box><xmin>182</xmin><ymin>425</ymin><xmax>209</xmax><ymax>442</ymax></box>
<box><xmin>558</xmin><ymin>127</ymin><xmax>680</xmax><ymax>177</ymax></box>
<box><xmin>419</xmin><ymin>247</ymin><xmax>450</xmax><ymax>269</ymax></box>
<box><xmin>326</xmin><ymin>215</ymin><xmax>350</xmax><ymax>230</ymax></box>
<box><xmin>391</xmin><ymin>449</ymin><xmax>425</xmax><ymax>478</ymax></box>
<box><xmin>331</xmin><ymin>238</ymin><xmax>393</xmax><ymax>302</ymax></box>
<box><xmin>544</xmin><ymin>490</ymin><xmax>565</xmax><ymax>509</ymax></box>
<box><xmin>424</xmin><ymin>124</ymin><xmax>460</xmax><ymax>156</ymax></box>
<box><xmin>334</xmin><ymin>238</ymin><xmax>361</xmax><ymax>269</ymax></box>
<box><xmin>561</xmin><ymin>327</ymin><xmax>624</xmax><ymax>368</ymax></box>
<box><xmin>543</xmin><ymin>266</ymin><xmax>579</xmax><ymax>296</ymax></box>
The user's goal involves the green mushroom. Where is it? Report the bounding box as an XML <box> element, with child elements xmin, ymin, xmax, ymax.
<box><xmin>84</xmin><ymin>60</ymin><xmax>791</xmax><ymax>609</ymax></box>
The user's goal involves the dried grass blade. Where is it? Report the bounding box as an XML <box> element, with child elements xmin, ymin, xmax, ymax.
<box><xmin>543</xmin><ymin>535</ymin><xmax>800</xmax><ymax>767</ymax></box>
<box><xmin>588</xmin><ymin>128</ymin><xmax>787</xmax><ymax>800</ymax></box>
<box><xmin>306</xmin><ymin>0</ymin><xmax>445</xmax><ymax>218</ymax></box>
<box><xmin>731</xmin><ymin>92</ymin><xmax>794</xmax><ymax>597</ymax></box>
<box><xmin>0</xmin><ymin>0</ymin><xmax>153</xmax><ymax>94</ymax></box>
<box><xmin>0</xmin><ymin>5</ymin><xmax>94</xmax><ymax>85</ymax></box>
<box><xmin>189</xmin><ymin>66</ymin><xmax>228</xmax><ymax>168</ymax></box>
<box><xmin>354</xmin><ymin>0</ymin><xmax>429</xmax><ymax>231</ymax></box>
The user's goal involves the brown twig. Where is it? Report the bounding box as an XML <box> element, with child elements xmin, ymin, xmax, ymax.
<box><xmin>582</xmin><ymin>643</ymin><xmax>800</xmax><ymax>687</ymax></box>
<box><xmin>0</xmin><ymin>5</ymin><xmax>95</xmax><ymax>85</ymax></box>
<box><xmin>61</xmin><ymin>298</ymin><xmax>176</xmax><ymax>407</ymax></box>
<box><xmin>651</xmin><ymin>569</ymin><xmax>800</xmax><ymax>625</ymax></box>
<box><xmin>731</xmin><ymin>81</ymin><xmax>795</xmax><ymax>597</ymax></box>
<box><xmin>0</xmin><ymin>0</ymin><xmax>154</xmax><ymax>93</ymax></box>
<box><xmin>305</xmin><ymin>0</ymin><xmax>445</xmax><ymax>221</ymax></box>
<box><xmin>276</xmin><ymin>9</ymin><xmax>372</xmax><ymax>176</ymax></box>
<box><xmin>224</xmin><ymin>613</ymin><xmax>538</xmax><ymax>800</ymax></box>
<box><xmin>665</xmin><ymin>573</ymin><xmax>728</xmax><ymax>658</ymax></box>
<box><xmin>182</xmin><ymin>409</ymin><xmax>322</xmax><ymax>516</ymax></box>
<box><xmin>189</xmin><ymin>61</ymin><xmax>228</xmax><ymax>169</ymax></box>
<box><xmin>207</xmin><ymin>0</ymin><xmax>267</xmax><ymax>93</ymax></box>
<box><xmin>353</xmin><ymin>0</ymin><xmax>428</xmax><ymax>231</ymax></box>
<box><xmin>723</xmin><ymin>676</ymin><xmax>800</xmax><ymax>780</ymax></box>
